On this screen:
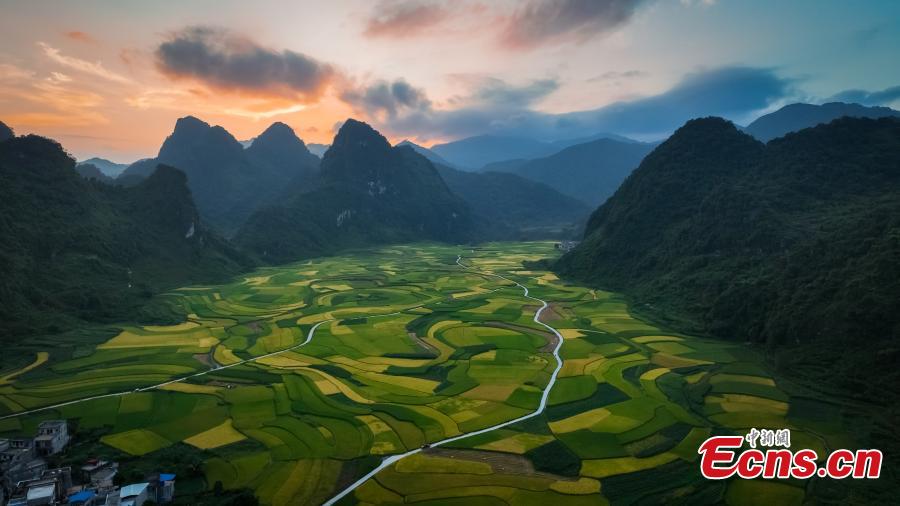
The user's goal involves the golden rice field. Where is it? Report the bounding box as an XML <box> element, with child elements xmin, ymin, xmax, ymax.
<box><xmin>0</xmin><ymin>243</ymin><xmax>848</xmax><ymax>505</ymax></box>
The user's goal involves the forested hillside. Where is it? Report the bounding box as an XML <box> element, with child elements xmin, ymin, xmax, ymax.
<box><xmin>558</xmin><ymin>117</ymin><xmax>900</xmax><ymax>406</ymax></box>
<box><xmin>0</xmin><ymin>134</ymin><xmax>250</xmax><ymax>337</ymax></box>
<box><xmin>235</xmin><ymin>120</ymin><xmax>476</xmax><ymax>263</ymax></box>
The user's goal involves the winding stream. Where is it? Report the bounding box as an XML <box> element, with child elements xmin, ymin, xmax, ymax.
<box><xmin>0</xmin><ymin>252</ymin><xmax>566</xmax><ymax>506</ymax></box>
<box><xmin>322</xmin><ymin>254</ymin><xmax>565</xmax><ymax>505</ymax></box>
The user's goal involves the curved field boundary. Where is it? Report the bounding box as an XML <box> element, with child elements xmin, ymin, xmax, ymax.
<box><xmin>322</xmin><ymin>254</ymin><xmax>565</xmax><ymax>505</ymax></box>
<box><xmin>0</xmin><ymin>262</ymin><xmax>503</xmax><ymax>421</ymax></box>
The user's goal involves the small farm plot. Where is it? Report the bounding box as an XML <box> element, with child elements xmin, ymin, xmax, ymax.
<box><xmin>1</xmin><ymin>243</ymin><xmax>828</xmax><ymax>505</ymax></box>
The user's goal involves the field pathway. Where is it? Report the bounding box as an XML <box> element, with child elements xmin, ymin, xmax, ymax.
<box><xmin>0</xmin><ymin>319</ymin><xmax>337</xmax><ymax>420</ymax></box>
<box><xmin>0</xmin><ymin>305</ymin><xmax>421</xmax><ymax>421</ymax></box>
<box><xmin>1</xmin><ymin>251</ymin><xmax>567</xmax><ymax>506</ymax></box>
<box><xmin>322</xmin><ymin>254</ymin><xmax>565</xmax><ymax>505</ymax></box>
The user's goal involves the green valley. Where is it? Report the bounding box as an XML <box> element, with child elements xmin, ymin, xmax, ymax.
<box><xmin>0</xmin><ymin>243</ymin><xmax>848</xmax><ymax>505</ymax></box>
<box><xmin>2</xmin><ymin>3</ymin><xmax>898</xmax><ymax>504</ymax></box>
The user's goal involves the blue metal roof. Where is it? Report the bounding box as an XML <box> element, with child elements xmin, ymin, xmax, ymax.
<box><xmin>69</xmin><ymin>490</ymin><xmax>96</xmax><ymax>503</ymax></box>
<box><xmin>159</xmin><ymin>473</ymin><xmax>176</xmax><ymax>481</ymax></box>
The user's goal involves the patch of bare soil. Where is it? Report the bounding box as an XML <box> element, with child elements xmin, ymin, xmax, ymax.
<box><xmin>207</xmin><ymin>380</ymin><xmax>236</xmax><ymax>388</ymax></box>
<box><xmin>540</xmin><ymin>303</ymin><xmax>566</xmax><ymax>323</ymax></box>
<box><xmin>193</xmin><ymin>353</ymin><xmax>213</xmax><ymax>367</ymax></box>
<box><xmin>424</xmin><ymin>447</ymin><xmax>578</xmax><ymax>481</ymax></box>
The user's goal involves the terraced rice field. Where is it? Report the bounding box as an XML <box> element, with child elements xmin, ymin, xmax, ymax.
<box><xmin>0</xmin><ymin>243</ymin><xmax>842</xmax><ymax>505</ymax></box>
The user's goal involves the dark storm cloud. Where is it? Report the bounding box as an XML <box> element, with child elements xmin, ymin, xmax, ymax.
<box><xmin>364</xmin><ymin>1</ymin><xmax>449</xmax><ymax>38</ymax></box>
<box><xmin>829</xmin><ymin>85</ymin><xmax>900</xmax><ymax>106</ymax></box>
<box><xmin>155</xmin><ymin>26</ymin><xmax>336</xmax><ymax>101</ymax></box>
<box><xmin>340</xmin><ymin>79</ymin><xmax>432</xmax><ymax>119</ymax></box>
<box><xmin>500</xmin><ymin>0</ymin><xmax>648</xmax><ymax>50</ymax></box>
<box><xmin>381</xmin><ymin>66</ymin><xmax>792</xmax><ymax>141</ymax></box>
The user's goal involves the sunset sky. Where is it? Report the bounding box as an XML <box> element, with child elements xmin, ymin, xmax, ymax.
<box><xmin>1</xmin><ymin>0</ymin><xmax>899</xmax><ymax>161</ymax></box>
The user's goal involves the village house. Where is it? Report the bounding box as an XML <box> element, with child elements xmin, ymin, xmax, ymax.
<box><xmin>101</xmin><ymin>473</ymin><xmax>176</xmax><ymax>506</ymax></box>
<box><xmin>116</xmin><ymin>482</ymin><xmax>149</xmax><ymax>506</ymax></box>
<box><xmin>554</xmin><ymin>240</ymin><xmax>580</xmax><ymax>253</ymax></box>
<box><xmin>4</xmin><ymin>466</ymin><xmax>72</xmax><ymax>506</ymax></box>
<box><xmin>147</xmin><ymin>473</ymin><xmax>176</xmax><ymax>504</ymax></box>
<box><xmin>0</xmin><ymin>423</ymin><xmax>71</xmax><ymax>503</ymax></box>
<box><xmin>1</xmin><ymin>421</ymin><xmax>175</xmax><ymax>506</ymax></box>
<box><xmin>34</xmin><ymin>421</ymin><xmax>69</xmax><ymax>457</ymax></box>
<box><xmin>80</xmin><ymin>460</ymin><xmax>118</xmax><ymax>492</ymax></box>
<box><xmin>68</xmin><ymin>489</ymin><xmax>99</xmax><ymax>505</ymax></box>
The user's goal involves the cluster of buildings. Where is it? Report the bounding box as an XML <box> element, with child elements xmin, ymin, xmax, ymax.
<box><xmin>0</xmin><ymin>421</ymin><xmax>175</xmax><ymax>506</ymax></box>
<box><xmin>554</xmin><ymin>240</ymin><xmax>580</xmax><ymax>253</ymax></box>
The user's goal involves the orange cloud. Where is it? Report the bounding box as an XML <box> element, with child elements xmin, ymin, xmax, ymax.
<box><xmin>364</xmin><ymin>1</ymin><xmax>450</xmax><ymax>38</ymax></box>
<box><xmin>0</xmin><ymin>78</ymin><xmax>108</xmax><ymax>128</ymax></box>
<box><xmin>65</xmin><ymin>31</ymin><xmax>96</xmax><ymax>44</ymax></box>
<box><xmin>39</xmin><ymin>42</ymin><xmax>132</xmax><ymax>84</ymax></box>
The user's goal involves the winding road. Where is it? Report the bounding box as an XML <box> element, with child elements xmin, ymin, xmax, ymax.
<box><xmin>0</xmin><ymin>252</ymin><xmax>566</xmax><ymax>506</ymax></box>
<box><xmin>322</xmin><ymin>254</ymin><xmax>565</xmax><ymax>505</ymax></box>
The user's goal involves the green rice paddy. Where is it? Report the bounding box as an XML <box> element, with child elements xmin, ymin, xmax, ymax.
<box><xmin>0</xmin><ymin>243</ymin><xmax>847</xmax><ymax>505</ymax></box>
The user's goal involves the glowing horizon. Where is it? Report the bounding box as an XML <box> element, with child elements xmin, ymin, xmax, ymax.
<box><xmin>1</xmin><ymin>0</ymin><xmax>898</xmax><ymax>161</ymax></box>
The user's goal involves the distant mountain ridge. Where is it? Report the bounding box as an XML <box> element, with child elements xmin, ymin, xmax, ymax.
<box><xmin>307</xmin><ymin>143</ymin><xmax>330</xmax><ymax>157</ymax></box>
<box><xmin>430</xmin><ymin>132</ymin><xmax>636</xmax><ymax>170</ymax></box>
<box><xmin>235</xmin><ymin>119</ymin><xmax>476</xmax><ymax>263</ymax></box>
<box><xmin>74</xmin><ymin>162</ymin><xmax>115</xmax><ymax>183</ymax></box>
<box><xmin>743</xmin><ymin>101</ymin><xmax>900</xmax><ymax>142</ymax></box>
<box><xmin>484</xmin><ymin>138</ymin><xmax>655</xmax><ymax>205</ymax></box>
<box><xmin>396</xmin><ymin>140</ymin><xmax>454</xmax><ymax>167</ymax></box>
<box><xmin>434</xmin><ymin>164</ymin><xmax>589</xmax><ymax>238</ymax></box>
<box><xmin>77</xmin><ymin>157</ymin><xmax>129</xmax><ymax>177</ymax></box>
<box><xmin>120</xmin><ymin>117</ymin><xmax>319</xmax><ymax>233</ymax></box>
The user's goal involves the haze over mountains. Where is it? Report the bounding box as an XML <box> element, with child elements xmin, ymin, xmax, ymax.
<box><xmin>4</xmin><ymin>100</ymin><xmax>900</xmax><ymax>344</ymax></box>
<box><xmin>73</xmin><ymin>101</ymin><xmax>900</xmax><ymax>230</ymax></box>
<box><xmin>744</xmin><ymin>102</ymin><xmax>900</xmax><ymax>142</ymax></box>
<box><xmin>435</xmin><ymin>164</ymin><xmax>590</xmax><ymax>238</ymax></box>
<box><xmin>3</xmin><ymin>1</ymin><xmax>899</xmax><ymax>501</ymax></box>
<box><xmin>379</xmin><ymin>102</ymin><xmax>900</xmax><ymax>209</ymax></box>
<box><xmin>483</xmin><ymin>138</ymin><xmax>656</xmax><ymax>206</ymax></box>
<box><xmin>429</xmin><ymin>132</ymin><xmax>635</xmax><ymax>170</ymax></box>
<box><xmin>307</xmin><ymin>143</ymin><xmax>330</xmax><ymax>158</ymax></box>
<box><xmin>77</xmin><ymin>157</ymin><xmax>129</xmax><ymax>178</ymax></box>
<box><xmin>111</xmin><ymin>117</ymin><xmax>590</xmax><ymax>241</ymax></box>
<box><xmin>5</xmin><ymin>104</ymin><xmax>900</xmax><ymax>499</ymax></box>
<box><xmin>396</xmin><ymin>140</ymin><xmax>454</xmax><ymax>167</ymax></box>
